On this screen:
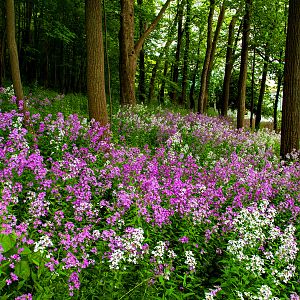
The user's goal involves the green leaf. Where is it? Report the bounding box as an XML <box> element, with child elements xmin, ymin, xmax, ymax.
<box><xmin>158</xmin><ymin>275</ymin><xmax>165</xmax><ymax>286</ymax></box>
<box><xmin>0</xmin><ymin>278</ymin><xmax>7</xmax><ymax>291</ymax></box>
<box><xmin>14</xmin><ymin>260</ymin><xmax>31</xmax><ymax>280</ymax></box>
<box><xmin>165</xmin><ymin>288</ymin><xmax>175</xmax><ymax>295</ymax></box>
<box><xmin>183</xmin><ymin>292</ymin><xmax>196</xmax><ymax>298</ymax></box>
<box><xmin>0</xmin><ymin>233</ymin><xmax>16</xmax><ymax>253</ymax></box>
<box><xmin>28</xmin><ymin>253</ymin><xmax>42</xmax><ymax>266</ymax></box>
<box><xmin>20</xmin><ymin>247</ymin><xmax>31</xmax><ymax>255</ymax></box>
<box><xmin>17</xmin><ymin>279</ymin><xmax>26</xmax><ymax>290</ymax></box>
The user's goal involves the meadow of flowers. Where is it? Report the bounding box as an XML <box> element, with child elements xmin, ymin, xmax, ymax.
<box><xmin>0</xmin><ymin>89</ymin><xmax>300</xmax><ymax>299</ymax></box>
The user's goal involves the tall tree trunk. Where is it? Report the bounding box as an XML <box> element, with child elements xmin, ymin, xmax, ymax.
<box><xmin>137</xmin><ymin>0</ymin><xmax>146</xmax><ymax>103</ymax></box>
<box><xmin>221</xmin><ymin>12</ymin><xmax>239</xmax><ymax>116</ymax></box>
<box><xmin>0</xmin><ymin>32</ymin><xmax>4</xmax><ymax>87</ymax></box>
<box><xmin>119</xmin><ymin>0</ymin><xmax>136</xmax><ymax>106</ymax></box>
<box><xmin>170</xmin><ymin>0</ymin><xmax>184</xmax><ymax>104</ymax></box>
<box><xmin>20</xmin><ymin>0</ymin><xmax>33</xmax><ymax>82</ymax></box>
<box><xmin>148</xmin><ymin>61</ymin><xmax>159</xmax><ymax>103</ymax></box>
<box><xmin>181</xmin><ymin>0</ymin><xmax>191</xmax><ymax>107</ymax></box>
<box><xmin>189</xmin><ymin>34</ymin><xmax>204</xmax><ymax>111</ymax></box>
<box><xmin>273</xmin><ymin>55</ymin><xmax>283</xmax><ymax>132</ymax></box>
<box><xmin>197</xmin><ymin>0</ymin><xmax>215</xmax><ymax>113</ymax></box>
<box><xmin>203</xmin><ymin>1</ymin><xmax>226</xmax><ymax>112</ymax></box>
<box><xmin>250</xmin><ymin>46</ymin><xmax>256</xmax><ymax>129</ymax></box>
<box><xmin>237</xmin><ymin>0</ymin><xmax>252</xmax><ymax>129</ymax></box>
<box><xmin>189</xmin><ymin>61</ymin><xmax>198</xmax><ymax>111</ymax></box>
<box><xmin>119</xmin><ymin>0</ymin><xmax>172</xmax><ymax>106</ymax></box>
<box><xmin>0</xmin><ymin>2</ymin><xmax>6</xmax><ymax>86</ymax></box>
<box><xmin>159</xmin><ymin>59</ymin><xmax>169</xmax><ymax>104</ymax></box>
<box><xmin>280</xmin><ymin>0</ymin><xmax>300</xmax><ymax>157</ymax></box>
<box><xmin>255</xmin><ymin>45</ymin><xmax>270</xmax><ymax>130</ymax></box>
<box><xmin>85</xmin><ymin>0</ymin><xmax>108</xmax><ymax>125</ymax></box>
<box><xmin>6</xmin><ymin>0</ymin><xmax>24</xmax><ymax>105</ymax></box>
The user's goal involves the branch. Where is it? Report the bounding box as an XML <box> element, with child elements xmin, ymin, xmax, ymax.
<box><xmin>134</xmin><ymin>0</ymin><xmax>173</xmax><ymax>55</ymax></box>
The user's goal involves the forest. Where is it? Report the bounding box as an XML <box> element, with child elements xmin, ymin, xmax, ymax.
<box><xmin>0</xmin><ymin>0</ymin><xmax>300</xmax><ymax>299</ymax></box>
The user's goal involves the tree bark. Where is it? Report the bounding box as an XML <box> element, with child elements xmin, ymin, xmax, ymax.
<box><xmin>0</xmin><ymin>32</ymin><xmax>3</xmax><ymax>87</ymax></box>
<box><xmin>255</xmin><ymin>45</ymin><xmax>269</xmax><ymax>130</ymax></box>
<box><xmin>159</xmin><ymin>60</ymin><xmax>169</xmax><ymax>104</ymax></box>
<box><xmin>0</xmin><ymin>2</ymin><xmax>6</xmax><ymax>87</ymax></box>
<box><xmin>170</xmin><ymin>0</ymin><xmax>184</xmax><ymax>104</ymax></box>
<box><xmin>86</xmin><ymin>0</ymin><xmax>108</xmax><ymax>125</ymax></box>
<box><xmin>204</xmin><ymin>1</ymin><xmax>226</xmax><ymax>112</ymax></box>
<box><xmin>221</xmin><ymin>12</ymin><xmax>239</xmax><ymax>117</ymax></box>
<box><xmin>6</xmin><ymin>0</ymin><xmax>24</xmax><ymax>104</ymax></box>
<box><xmin>189</xmin><ymin>34</ymin><xmax>204</xmax><ymax>111</ymax></box>
<box><xmin>119</xmin><ymin>0</ymin><xmax>172</xmax><ymax>106</ymax></box>
<box><xmin>280</xmin><ymin>0</ymin><xmax>300</xmax><ymax>157</ymax></box>
<box><xmin>273</xmin><ymin>59</ymin><xmax>283</xmax><ymax>132</ymax></box>
<box><xmin>250</xmin><ymin>46</ymin><xmax>256</xmax><ymax>129</ymax></box>
<box><xmin>197</xmin><ymin>0</ymin><xmax>215</xmax><ymax>113</ymax></box>
<box><xmin>181</xmin><ymin>0</ymin><xmax>191</xmax><ymax>107</ymax></box>
<box><xmin>237</xmin><ymin>0</ymin><xmax>252</xmax><ymax>129</ymax></box>
<box><xmin>137</xmin><ymin>0</ymin><xmax>146</xmax><ymax>103</ymax></box>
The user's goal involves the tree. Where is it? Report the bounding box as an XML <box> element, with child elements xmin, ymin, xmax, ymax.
<box><xmin>137</xmin><ymin>0</ymin><xmax>146</xmax><ymax>103</ymax></box>
<box><xmin>236</xmin><ymin>0</ymin><xmax>252</xmax><ymax>129</ymax></box>
<box><xmin>197</xmin><ymin>0</ymin><xmax>215</xmax><ymax>113</ymax></box>
<box><xmin>148</xmin><ymin>17</ymin><xmax>177</xmax><ymax>102</ymax></box>
<box><xmin>6</xmin><ymin>0</ymin><xmax>24</xmax><ymax>105</ymax></box>
<box><xmin>221</xmin><ymin>10</ymin><xmax>241</xmax><ymax>117</ymax></box>
<box><xmin>255</xmin><ymin>44</ymin><xmax>270</xmax><ymax>130</ymax></box>
<box><xmin>181</xmin><ymin>0</ymin><xmax>191</xmax><ymax>106</ymax></box>
<box><xmin>273</xmin><ymin>51</ymin><xmax>283</xmax><ymax>132</ymax></box>
<box><xmin>85</xmin><ymin>0</ymin><xmax>108</xmax><ymax>125</ymax></box>
<box><xmin>198</xmin><ymin>0</ymin><xmax>225</xmax><ymax>113</ymax></box>
<box><xmin>280</xmin><ymin>0</ymin><xmax>300</xmax><ymax>157</ymax></box>
<box><xmin>119</xmin><ymin>0</ymin><xmax>172</xmax><ymax>106</ymax></box>
<box><xmin>169</xmin><ymin>0</ymin><xmax>184</xmax><ymax>104</ymax></box>
<box><xmin>0</xmin><ymin>1</ymin><xmax>5</xmax><ymax>87</ymax></box>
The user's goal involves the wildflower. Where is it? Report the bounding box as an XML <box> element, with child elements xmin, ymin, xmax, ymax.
<box><xmin>184</xmin><ymin>250</ymin><xmax>197</xmax><ymax>272</ymax></box>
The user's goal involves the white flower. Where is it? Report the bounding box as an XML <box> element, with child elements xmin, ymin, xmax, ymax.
<box><xmin>184</xmin><ymin>250</ymin><xmax>197</xmax><ymax>271</ymax></box>
<box><xmin>109</xmin><ymin>249</ymin><xmax>125</xmax><ymax>269</ymax></box>
<box><xmin>34</xmin><ymin>235</ymin><xmax>53</xmax><ymax>253</ymax></box>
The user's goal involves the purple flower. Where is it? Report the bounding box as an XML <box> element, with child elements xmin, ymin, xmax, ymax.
<box><xmin>179</xmin><ymin>236</ymin><xmax>189</xmax><ymax>243</ymax></box>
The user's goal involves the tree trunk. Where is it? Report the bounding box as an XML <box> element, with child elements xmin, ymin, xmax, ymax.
<box><xmin>170</xmin><ymin>0</ymin><xmax>184</xmax><ymax>104</ymax></box>
<box><xmin>21</xmin><ymin>0</ymin><xmax>33</xmax><ymax>82</ymax></box>
<box><xmin>181</xmin><ymin>0</ymin><xmax>191</xmax><ymax>107</ymax></box>
<box><xmin>6</xmin><ymin>0</ymin><xmax>24</xmax><ymax>104</ymax></box>
<box><xmin>148</xmin><ymin>61</ymin><xmax>159</xmax><ymax>103</ymax></box>
<box><xmin>0</xmin><ymin>2</ymin><xmax>6</xmax><ymax>86</ymax></box>
<box><xmin>255</xmin><ymin>46</ymin><xmax>270</xmax><ymax>130</ymax></box>
<box><xmin>137</xmin><ymin>0</ymin><xmax>146</xmax><ymax>103</ymax></box>
<box><xmin>119</xmin><ymin>0</ymin><xmax>136</xmax><ymax>105</ymax></box>
<box><xmin>197</xmin><ymin>0</ymin><xmax>215</xmax><ymax>113</ymax></box>
<box><xmin>221</xmin><ymin>12</ymin><xmax>238</xmax><ymax>116</ymax></box>
<box><xmin>250</xmin><ymin>46</ymin><xmax>256</xmax><ymax>129</ymax></box>
<box><xmin>203</xmin><ymin>1</ymin><xmax>226</xmax><ymax>112</ymax></box>
<box><xmin>280</xmin><ymin>0</ymin><xmax>300</xmax><ymax>157</ymax></box>
<box><xmin>86</xmin><ymin>0</ymin><xmax>108</xmax><ymax>125</ymax></box>
<box><xmin>0</xmin><ymin>32</ymin><xmax>3</xmax><ymax>87</ymax></box>
<box><xmin>237</xmin><ymin>0</ymin><xmax>252</xmax><ymax>129</ymax></box>
<box><xmin>273</xmin><ymin>64</ymin><xmax>283</xmax><ymax>132</ymax></box>
<box><xmin>119</xmin><ymin>0</ymin><xmax>172</xmax><ymax>106</ymax></box>
<box><xmin>159</xmin><ymin>60</ymin><xmax>169</xmax><ymax>104</ymax></box>
<box><xmin>189</xmin><ymin>34</ymin><xmax>204</xmax><ymax>111</ymax></box>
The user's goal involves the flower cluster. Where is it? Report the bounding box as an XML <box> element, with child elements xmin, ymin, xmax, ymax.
<box><xmin>225</xmin><ymin>200</ymin><xmax>299</xmax><ymax>297</ymax></box>
<box><xmin>0</xmin><ymin>104</ymin><xmax>299</xmax><ymax>299</ymax></box>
